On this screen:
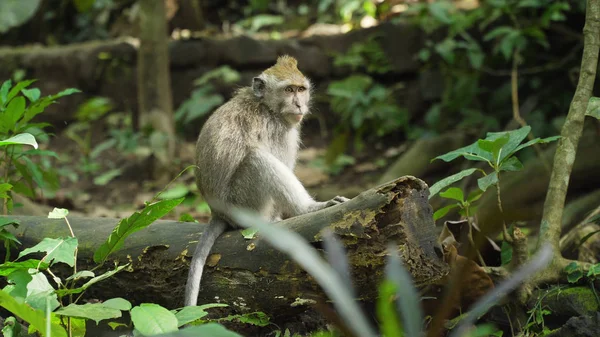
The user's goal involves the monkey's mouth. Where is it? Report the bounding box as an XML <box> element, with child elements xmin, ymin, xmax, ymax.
<box><xmin>288</xmin><ymin>113</ymin><xmax>304</xmax><ymax>122</ymax></box>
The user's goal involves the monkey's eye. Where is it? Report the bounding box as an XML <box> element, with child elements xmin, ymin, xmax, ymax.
<box><xmin>297</xmin><ymin>86</ymin><xmax>306</xmax><ymax>92</ymax></box>
<box><xmin>285</xmin><ymin>86</ymin><xmax>294</xmax><ymax>93</ymax></box>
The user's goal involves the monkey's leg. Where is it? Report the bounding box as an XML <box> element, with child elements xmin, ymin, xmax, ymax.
<box><xmin>184</xmin><ymin>215</ymin><xmax>228</xmax><ymax>306</ymax></box>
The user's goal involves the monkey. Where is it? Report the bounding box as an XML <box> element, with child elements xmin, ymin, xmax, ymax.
<box><xmin>184</xmin><ymin>55</ymin><xmax>350</xmax><ymax>307</ymax></box>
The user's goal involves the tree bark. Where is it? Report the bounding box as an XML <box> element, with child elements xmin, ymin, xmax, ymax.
<box><xmin>4</xmin><ymin>176</ymin><xmax>447</xmax><ymax>317</ymax></box>
<box><xmin>137</xmin><ymin>0</ymin><xmax>176</xmax><ymax>169</ymax></box>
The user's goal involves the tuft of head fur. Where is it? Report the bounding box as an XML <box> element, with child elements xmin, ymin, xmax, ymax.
<box><xmin>263</xmin><ymin>55</ymin><xmax>306</xmax><ymax>85</ymax></box>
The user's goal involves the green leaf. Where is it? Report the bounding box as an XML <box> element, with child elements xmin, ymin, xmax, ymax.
<box><xmin>500</xmin><ymin>240</ymin><xmax>512</xmax><ymax>266</ymax></box>
<box><xmin>21</xmin><ymin>88</ymin><xmax>41</xmax><ymax>102</ymax></box>
<box><xmin>0</xmin><ymin>259</ymin><xmax>47</xmax><ymax>276</ymax></box>
<box><xmin>567</xmin><ymin>270</ymin><xmax>583</xmax><ymax>283</ymax></box>
<box><xmin>433</xmin><ymin>204</ymin><xmax>459</xmax><ymax>221</ymax></box>
<box><xmin>428</xmin><ymin>1</ymin><xmax>453</xmax><ymax>24</ymax></box>
<box><xmin>376</xmin><ymin>280</ymin><xmax>404</xmax><ymax>337</ymax></box>
<box><xmin>499</xmin><ymin>156</ymin><xmax>523</xmax><ymax>172</ymax></box>
<box><xmin>477</xmin><ymin>134</ymin><xmax>509</xmax><ymax>162</ymax></box>
<box><xmin>93</xmin><ymin>168</ymin><xmax>122</xmax><ymax>186</ymax></box>
<box><xmin>0</xmin><ymin>183</ymin><xmax>13</xmax><ymax>198</ymax></box>
<box><xmin>564</xmin><ymin>261</ymin><xmax>579</xmax><ymax>273</ymax></box>
<box><xmin>241</xmin><ymin>228</ymin><xmax>258</xmax><ymax>239</ymax></box>
<box><xmin>485</xmin><ymin>126</ymin><xmax>531</xmax><ymax>162</ymax></box>
<box><xmin>385</xmin><ymin>245</ymin><xmax>423</xmax><ymax>337</ymax></box>
<box><xmin>131</xmin><ymin>303</ymin><xmax>179</xmax><ymax>335</ymax></box>
<box><xmin>483</xmin><ymin>26</ymin><xmax>514</xmax><ymax>41</ymax></box>
<box><xmin>0</xmin><ymin>216</ymin><xmax>18</xmax><ymax>228</ymax></box>
<box><xmin>65</xmin><ymin>270</ymin><xmax>95</xmax><ymax>281</ymax></box>
<box><xmin>3</xmin><ymin>96</ymin><xmax>26</xmax><ymax>130</ymax></box>
<box><xmin>5</xmin><ymin>79</ymin><xmax>36</xmax><ymax>104</ymax></box>
<box><xmin>155</xmin><ymin>324</ymin><xmax>243</xmax><ymax>337</ymax></box>
<box><xmin>102</xmin><ymin>298</ymin><xmax>132</xmax><ymax>311</ymax></box>
<box><xmin>587</xmin><ymin>263</ymin><xmax>600</xmax><ymax>278</ymax></box>
<box><xmin>477</xmin><ymin>172</ymin><xmax>498</xmax><ymax>192</ymax></box>
<box><xmin>18</xmin><ymin>237</ymin><xmax>78</xmax><ymax>267</ymax></box>
<box><xmin>47</xmin><ymin>208</ymin><xmax>69</xmax><ymax>219</ymax></box>
<box><xmin>0</xmin><ymin>79</ymin><xmax>12</xmax><ymax>105</ymax></box>
<box><xmin>23</xmin><ymin>271</ymin><xmax>60</xmax><ymax>313</ymax></box>
<box><xmin>218</xmin><ymin>311</ymin><xmax>271</xmax><ymax>327</ymax></box>
<box><xmin>158</xmin><ymin>184</ymin><xmax>190</xmax><ymax>200</ymax></box>
<box><xmin>49</xmin><ymin>88</ymin><xmax>81</xmax><ymax>100</ymax></box>
<box><xmin>428</xmin><ymin>168</ymin><xmax>478</xmax><ymax>198</ymax></box>
<box><xmin>439</xmin><ymin>187</ymin><xmax>465</xmax><ymax>202</ymax></box>
<box><xmin>55</xmin><ymin>303</ymin><xmax>123</xmax><ymax>324</ymax></box>
<box><xmin>93</xmin><ymin>198</ymin><xmax>184</xmax><ymax>264</ymax></box>
<box><xmin>178</xmin><ymin>213</ymin><xmax>197</xmax><ymax>223</ymax></box>
<box><xmin>432</xmin><ymin>142</ymin><xmax>493</xmax><ymax>164</ymax></box>
<box><xmin>0</xmin><ymin>290</ymin><xmax>67</xmax><ymax>337</ymax></box>
<box><xmin>0</xmin><ymin>0</ymin><xmax>42</xmax><ymax>33</ymax></box>
<box><xmin>72</xmin><ymin>0</ymin><xmax>95</xmax><ymax>12</ymax></box>
<box><xmin>55</xmin><ymin>264</ymin><xmax>128</xmax><ymax>296</ymax></box>
<box><xmin>175</xmin><ymin>304</ymin><xmax>229</xmax><ymax>327</ymax></box>
<box><xmin>0</xmin><ymin>230</ymin><xmax>21</xmax><ymax>245</ymax></box>
<box><xmin>510</xmin><ymin>135</ymin><xmax>561</xmax><ymax>156</ymax></box>
<box><xmin>586</xmin><ymin>97</ymin><xmax>600</xmax><ymax>120</ymax></box>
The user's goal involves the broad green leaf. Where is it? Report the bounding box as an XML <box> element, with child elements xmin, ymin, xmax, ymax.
<box><xmin>103</xmin><ymin>298</ymin><xmax>132</xmax><ymax>311</ymax></box>
<box><xmin>499</xmin><ymin>156</ymin><xmax>523</xmax><ymax>172</ymax></box>
<box><xmin>21</xmin><ymin>88</ymin><xmax>41</xmax><ymax>102</ymax></box>
<box><xmin>511</xmin><ymin>135</ymin><xmax>561</xmax><ymax>156</ymax></box>
<box><xmin>564</xmin><ymin>261</ymin><xmax>579</xmax><ymax>273</ymax></box>
<box><xmin>93</xmin><ymin>168</ymin><xmax>122</xmax><ymax>186</ymax></box>
<box><xmin>93</xmin><ymin>198</ymin><xmax>184</xmax><ymax>264</ymax></box>
<box><xmin>175</xmin><ymin>304</ymin><xmax>228</xmax><ymax>327</ymax></box>
<box><xmin>49</xmin><ymin>88</ymin><xmax>81</xmax><ymax>100</ymax></box>
<box><xmin>0</xmin><ymin>229</ymin><xmax>20</xmax><ymax>245</ymax></box>
<box><xmin>154</xmin><ymin>324</ymin><xmax>243</xmax><ymax>337</ymax></box>
<box><xmin>0</xmin><ymin>1</ymin><xmax>42</xmax><ymax>33</ymax></box>
<box><xmin>18</xmin><ymin>237</ymin><xmax>78</xmax><ymax>267</ymax></box>
<box><xmin>0</xmin><ymin>260</ymin><xmax>47</xmax><ymax>276</ymax></box>
<box><xmin>0</xmin><ymin>79</ymin><xmax>11</xmax><ymax>104</ymax></box>
<box><xmin>158</xmin><ymin>184</ymin><xmax>190</xmax><ymax>200</ymax></box>
<box><xmin>567</xmin><ymin>270</ymin><xmax>583</xmax><ymax>283</ymax></box>
<box><xmin>485</xmin><ymin>126</ymin><xmax>531</xmax><ymax>162</ymax></box>
<box><xmin>0</xmin><ymin>216</ymin><xmax>19</xmax><ymax>228</ymax></box>
<box><xmin>439</xmin><ymin>187</ymin><xmax>464</xmax><ymax>202</ymax></box>
<box><xmin>4</xmin><ymin>96</ymin><xmax>26</xmax><ymax>128</ymax></box>
<box><xmin>587</xmin><ymin>263</ymin><xmax>600</xmax><ymax>278</ymax></box>
<box><xmin>65</xmin><ymin>270</ymin><xmax>95</xmax><ymax>281</ymax></box>
<box><xmin>55</xmin><ymin>303</ymin><xmax>123</xmax><ymax>324</ymax></box>
<box><xmin>586</xmin><ymin>97</ymin><xmax>600</xmax><ymax>120</ymax></box>
<box><xmin>385</xmin><ymin>244</ymin><xmax>423</xmax><ymax>337</ymax></box>
<box><xmin>433</xmin><ymin>204</ymin><xmax>459</xmax><ymax>221</ymax></box>
<box><xmin>241</xmin><ymin>228</ymin><xmax>258</xmax><ymax>239</ymax></box>
<box><xmin>5</xmin><ymin>79</ymin><xmax>35</xmax><ymax>104</ymax></box>
<box><xmin>428</xmin><ymin>1</ymin><xmax>453</xmax><ymax>24</ymax></box>
<box><xmin>24</xmin><ymin>271</ymin><xmax>59</xmax><ymax>313</ymax></box>
<box><xmin>432</xmin><ymin>142</ymin><xmax>493</xmax><ymax>164</ymax></box>
<box><xmin>477</xmin><ymin>172</ymin><xmax>498</xmax><ymax>192</ymax></box>
<box><xmin>0</xmin><ymin>182</ymin><xmax>14</xmax><ymax>198</ymax></box>
<box><xmin>500</xmin><ymin>240</ymin><xmax>512</xmax><ymax>266</ymax></box>
<box><xmin>47</xmin><ymin>208</ymin><xmax>69</xmax><ymax>219</ymax></box>
<box><xmin>0</xmin><ymin>290</ymin><xmax>67</xmax><ymax>337</ymax></box>
<box><xmin>477</xmin><ymin>134</ymin><xmax>509</xmax><ymax>163</ymax></box>
<box><xmin>376</xmin><ymin>280</ymin><xmax>404</xmax><ymax>337</ymax></box>
<box><xmin>428</xmin><ymin>168</ymin><xmax>478</xmax><ymax>198</ymax></box>
<box><xmin>55</xmin><ymin>264</ymin><xmax>128</xmax><ymax>296</ymax></box>
<box><xmin>131</xmin><ymin>303</ymin><xmax>178</xmax><ymax>335</ymax></box>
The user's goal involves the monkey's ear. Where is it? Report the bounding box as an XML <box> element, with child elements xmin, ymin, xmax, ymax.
<box><xmin>252</xmin><ymin>77</ymin><xmax>266</xmax><ymax>98</ymax></box>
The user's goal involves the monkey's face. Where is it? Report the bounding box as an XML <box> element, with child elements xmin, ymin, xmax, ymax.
<box><xmin>278</xmin><ymin>83</ymin><xmax>310</xmax><ymax>124</ymax></box>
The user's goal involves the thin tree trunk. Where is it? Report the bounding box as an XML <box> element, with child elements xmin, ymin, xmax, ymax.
<box><xmin>137</xmin><ymin>0</ymin><xmax>176</xmax><ymax>170</ymax></box>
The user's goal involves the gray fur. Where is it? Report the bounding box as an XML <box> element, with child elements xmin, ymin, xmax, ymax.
<box><xmin>184</xmin><ymin>71</ymin><xmax>349</xmax><ymax>307</ymax></box>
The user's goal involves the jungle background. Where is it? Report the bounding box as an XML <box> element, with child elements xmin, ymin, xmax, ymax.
<box><xmin>1</xmin><ymin>0</ymin><xmax>600</xmax><ymax>336</ymax></box>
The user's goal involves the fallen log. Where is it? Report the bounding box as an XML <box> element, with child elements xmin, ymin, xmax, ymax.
<box><xmin>3</xmin><ymin>176</ymin><xmax>448</xmax><ymax>317</ymax></box>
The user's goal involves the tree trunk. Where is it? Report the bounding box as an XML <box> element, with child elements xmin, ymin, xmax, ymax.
<box><xmin>4</xmin><ymin>176</ymin><xmax>447</xmax><ymax>317</ymax></box>
<box><xmin>137</xmin><ymin>0</ymin><xmax>176</xmax><ymax>171</ymax></box>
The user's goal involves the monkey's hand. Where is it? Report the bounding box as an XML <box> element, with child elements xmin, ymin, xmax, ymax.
<box><xmin>325</xmin><ymin>196</ymin><xmax>350</xmax><ymax>207</ymax></box>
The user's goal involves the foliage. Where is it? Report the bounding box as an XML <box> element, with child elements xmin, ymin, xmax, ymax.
<box><xmin>0</xmin><ymin>0</ymin><xmax>42</xmax><ymax>33</ymax></box>
<box><xmin>0</xmin><ymin>79</ymin><xmax>80</xmax><ymax>214</ymax></box>
<box><xmin>229</xmin><ymin>206</ymin><xmax>553</xmax><ymax>337</ymax></box>
<box><xmin>407</xmin><ymin>0</ymin><xmax>579</xmax><ymax>136</ymax></box>
<box><xmin>175</xmin><ymin>66</ymin><xmax>241</xmax><ymax>126</ymax></box>
<box><xmin>429</xmin><ymin>126</ymin><xmax>559</xmax><ymax>198</ymax></box>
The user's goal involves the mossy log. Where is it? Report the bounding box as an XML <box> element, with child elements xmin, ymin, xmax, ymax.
<box><xmin>4</xmin><ymin>176</ymin><xmax>447</xmax><ymax>317</ymax></box>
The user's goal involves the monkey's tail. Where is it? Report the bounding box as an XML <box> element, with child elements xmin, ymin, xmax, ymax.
<box><xmin>184</xmin><ymin>216</ymin><xmax>227</xmax><ymax>306</ymax></box>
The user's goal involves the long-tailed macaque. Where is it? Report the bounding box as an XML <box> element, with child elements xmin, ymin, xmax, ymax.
<box><xmin>184</xmin><ymin>56</ymin><xmax>349</xmax><ymax>306</ymax></box>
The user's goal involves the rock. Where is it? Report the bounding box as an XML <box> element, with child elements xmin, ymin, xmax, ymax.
<box><xmin>546</xmin><ymin>313</ymin><xmax>600</xmax><ymax>337</ymax></box>
<box><xmin>529</xmin><ymin>286</ymin><xmax>600</xmax><ymax>318</ymax></box>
